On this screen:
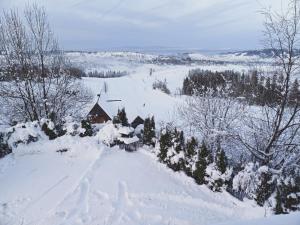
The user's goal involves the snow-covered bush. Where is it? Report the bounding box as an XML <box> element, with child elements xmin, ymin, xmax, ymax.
<box><xmin>97</xmin><ymin>121</ymin><xmax>137</xmax><ymax>147</ymax></box>
<box><xmin>152</xmin><ymin>79</ymin><xmax>171</xmax><ymax>95</ymax></box>
<box><xmin>0</xmin><ymin>132</ymin><xmax>11</xmax><ymax>158</ymax></box>
<box><xmin>206</xmin><ymin>163</ymin><xmax>232</xmax><ymax>192</ymax></box>
<box><xmin>274</xmin><ymin>174</ymin><xmax>300</xmax><ymax>213</ymax></box>
<box><xmin>6</xmin><ymin>121</ymin><xmax>47</xmax><ymax>148</ymax></box>
<box><xmin>62</xmin><ymin>117</ymin><xmax>92</xmax><ymax>137</ymax></box>
<box><xmin>41</xmin><ymin>119</ymin><xmax>57</xmax><ymax>140</ymax></box>
<box><xmin>232</xmin><ymin>163</ymin><xmax>276</xmax><ymax>203</ymax></box>
<box><xmin>232</xmin><ymin>162</ymin><xmax>260</xmax><ymax>199</ymax></box>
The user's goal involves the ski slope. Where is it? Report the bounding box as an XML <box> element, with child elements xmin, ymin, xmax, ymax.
<box><xmin>0</xmin><ymin>136</ymin><xmax>265</xmax><ymax>225</ymax></box>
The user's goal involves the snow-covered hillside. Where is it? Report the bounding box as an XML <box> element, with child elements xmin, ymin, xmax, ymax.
<box><xmin>0</xmin><ymin>135</ymin><xmax>266</xmax><ymax>225</ymax></box>
<box><xmin>75</xmin><ymin>51</ymin><xmax>270</xmax><ymax>126</ymax></box>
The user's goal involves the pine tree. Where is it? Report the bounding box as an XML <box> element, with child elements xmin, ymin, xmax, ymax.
<box><xmin>274</xmin><ymin>189</ymin><xmax>284</xmax><ymax>215</ymax></box>
<box><xmin>143</xmin><ymin>116</ymin><xmax>156</xmax><ymax>146</ymax></box>
<box><xmin>282</xmin><ymin>178</ymin><xmax>300</xmax><ymax>211</ymax></box>
<box><xmin>150</xmin><ymin>116</ymin><xmax>156</xmax><ymax>146</ymax></box>
<box><xmin>255</xmin><ymin>171</ymin><xmax>274</xmax><ymax>206</ymax></box>
<box><xmin>158</xmin><ymin>128</ymin><xmax>172</xmax><ymax>163</ymax></box>
<box><xmin>289</xmin><ymin>79</ymin><xmax>300</xmax><ymax>104</ymax></box>
<box><xmin>119</xmin><ymin>108</ymin><xmax>129</xmax><ymax>126</ymax></box>
<box><xmin>42</xmin><ymin>123</ymin><xmax>57</xmax><ymax>140</ymax></box>
<box><xmin>193</xmin><ymin>142</ymin><xmax>210</xmax><ymax>185</ymax></box>
<box><xmin>215</xmin><ymin>148</ymin><xmax>228</xmax><ymax>174</ymax></box>
<box><xmin>185</xmin><ymin>137</ymin><xmax>197</xmax><ymax>159</ymax></box>
<box><xmin>251</xmin><ymin>71</ymin><xmax>258</xmax><ymax>87</ymax></box>
<box><xmin>80</xmin><ymin>120</ymin><xmax>93</xmax><ymax>137</ymax></box>
<box><xmin>271</xmin><ymin>74</ymin><xmax>277</xmax><ymax>91</ymax></box>
<box><xmin>143</xmin><ymin>117</ymin><xmax>150</xmax><ymax>145</ymax></box>
<box><xmin>113</xmin><ymin>109</ymin><xmax>121</xmax><ymax>124</ymax></box>
<box><xmin>184</xmin><ymin>137</ymin><xmax>197</xmax><ymax>176</ymax></box>
<box><xmin>168</xmin><ymin>129</ymin><xmax>186</xmax><ymax>172</ymax></box>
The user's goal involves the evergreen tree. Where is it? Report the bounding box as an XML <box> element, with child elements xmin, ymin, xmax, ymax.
<box><xmin>42</xmin><ymin>122</ymin><xmax>57</xmax><ymax>140</ymax></box>
<box><xmin>175</xmin><ymin>131</ymin><xmax>185</xmax><ymax>153</ymax></box>
<box><xmin>158</xmin><ymin>128</ymin><xmax>172</xmax><ymax>163</ymax></box>
<box><xmin>182</xmin><ymin>77</ymin><xmax>193</xmax><ymax>95</ymax></box>
<box><xmin>274</xmin><ymin>189</ymin><xmax>284</xmax><ymax>215</ymax></box>
<box><xmin>193</xmin><ymin>142</ymin><xmax>211</xmax><ymax>185</ymax></box>
<box><xmin>150</xmin><ymin>116</ymin><xmax>156</xmax><ymax>146</ymax></box>
<box><xmin>80</xmin><ymin>120</ymin><xmax>93</xmax><ymax>137</ymax></box>
<box><xmin>113</xmin><ymin>109</ymin><xmax>121</xmax><ymax>124</ymax></box>
<box><xmin>215</xmin><ymin>148</ymin><xmax>228</xmax><ymax>174</ymax></box>
<box><xmin>185</xmin><ymin>137</ymin><xmax>197</xmax><ymax>159</ymax></box>
<box><xmin>168</xmin><ymin>129</ymin><xmax>186</xmax><ymax>172</ymax></box>
<box><xmin>143</xmin><ymin>117</ymin><xmax>151</xmax><ymax>145</ymax></box>
<box><xmin>119</xmin><ymin>108</ymin><xmax>129</xmax><ymax>126</ymax></box>
<box><xmin>281</xmin><ymin>177</ymin><xmax>300</xmax><ymax>211</ymax></box>
<box><xmin>184</xmin><ymin>137</ymin><xmax>197</xmax><ymax>176</ymax></box>
<box><xmin>265</xmin><ymin>77</ymin><xmax>271</xmax><ymax>90</ymax></box>
<box><xmin>143</xmin><ymin>116</ymin><xmax>156</xmax><ymax>147</ymax></box>
<box><xmin>0</xmin><ymin>133</ymin><xmax>12</xmax><ymax>158</ymax></box>
<box><xmin>250</xmin><ymin>71</ymin><xmax>258</xmax><ymax>88</ymax></box>
<box><xmin>255</xmin><ymin>171</ymin><xmax>274</xmax><ymax>206</ymax></box>
<box><xmin>289</xmin><ymin>79</ymin><xmax>300</xmax><ymax>104</ymax></box>
<box><xmin>271</xmin><ymin>74</ymin><xmax>277</xmax><ymax>91</ymax></box>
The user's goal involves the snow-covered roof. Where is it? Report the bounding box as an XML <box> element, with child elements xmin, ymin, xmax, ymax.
<box><xmin>119</xmin><ymin>126</ymin><xmax>134</xmax><ymax>135</ymax></box>
<box><xmin>118</xmin><ymin>136</ymin><xmax>139</xmax><ymax>145</ymax></box>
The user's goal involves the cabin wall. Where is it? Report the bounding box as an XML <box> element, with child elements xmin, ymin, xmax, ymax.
<box><xmin>89</xmin><ymin>115</ymin><xmax>110</xmax><ymax>124</ymax></box>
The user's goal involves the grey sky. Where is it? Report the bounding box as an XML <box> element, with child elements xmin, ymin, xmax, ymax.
<box><xmin>0</xmin><ymin>0</ymin><xmax>285</xmax><ymax>51</ymax></box>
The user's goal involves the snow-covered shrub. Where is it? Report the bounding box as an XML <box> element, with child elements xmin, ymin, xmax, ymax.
<box><xmin>41</xmin><ymin>119</ymin><xmax>57</xmax><ymax>140</ymax></box>
<box><xmin>275</xmin><ymin>174</ymin><xmax>300</xmax><ymax>213</ymax></box>
<box><xmin>6</xmin><ymin>121</ymin><xmax>47</xmax><ymax>148</ymax></box>
<box><xmin>0</xmin><ymin>132</ymin><xmax>11</xmax><ymax>158</ymax></box>
<box><xmin>63</xmin><ymin>117</ymin><xmax>86</xmax><ymax>137</ymax></box>
<box><xmin>157</xmin><ymin>126</ymin><xmax>186</xmax><ymax>171</ymax></box>
<box><xmin>255</xmin><ymin>166</ymin><xmax>275</xmax><ymax>206</ymax></box>
<box><xmin>205</xmin><ymin>163</ymin><xmax>232</xmax><ymax>192</ymax></box>
<box><xmin>79</xmin><ymin>120</ymin><xmax>93</xmax><ymax>137</ymax></box>
<box><xmin>97</xmin><ymin>122</ymin><xmax>121</xmax><ymax>146</ymax></box>
<box><xmin>152</xmin><ymin>79</ymin><xmax>171</xmax><ymax>95</ymax></box>
<box><xmin>232</xmin><ymin>163</ymin><xmax>276</xmax><ymax>203</ymax></box>
<box><xmin>232</xmin><ymin>162</ymin><xmax>260</xmax><ymax>199</ymax></box>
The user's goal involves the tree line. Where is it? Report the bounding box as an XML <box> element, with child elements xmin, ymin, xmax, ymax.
<box><xmin>182</xmin><ymin>69</ymin><xmax>300</xmax><ymax>106</ymax></box>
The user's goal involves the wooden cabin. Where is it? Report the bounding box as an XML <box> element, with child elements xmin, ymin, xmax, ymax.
<box><xmin>87</xmin><ymin>103</ymin><xmax>111</xmax><ymax>124</ymax></box>
<box><xmin>131</xmin><ymin>116</ymin><xmax>144</xmax><ymax>129</ymax></box>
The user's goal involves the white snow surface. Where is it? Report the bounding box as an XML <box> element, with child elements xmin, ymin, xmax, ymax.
<box><xmin>0</xmin><ymin>135</ymin><xmax>269</xmax><ymax>225</ymax></box>
<box><xmin>214</xmin><ymin>212</ymin><xmax>300</xmax><ymax>225</ymax></box>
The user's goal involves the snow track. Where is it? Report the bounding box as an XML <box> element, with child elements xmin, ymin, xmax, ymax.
<box><xmin>33</xmin><ymin>148</ymin><xmax>264</xmax><ymax>225</ymax></box>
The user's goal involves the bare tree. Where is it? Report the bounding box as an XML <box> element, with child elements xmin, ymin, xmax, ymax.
<box><xmin>0</xmin><ymin>4</ymin><xmax>92</xmax><ymax>123</ymax></box>
<box><xmin>238</xmin><ymin>0</ymin><xmax>300</xmax><ymax>169</ymax></box>
<box><xmin>179</xmin><ymin>93</ymin><xmax>246</xmax><ymax>152</ymax></box>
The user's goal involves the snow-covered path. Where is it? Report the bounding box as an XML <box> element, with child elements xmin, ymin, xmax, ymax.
<box><xmin>35</xmin><ymin>148</ymin><xmax>264</xmax><ymax>225</ymax></box>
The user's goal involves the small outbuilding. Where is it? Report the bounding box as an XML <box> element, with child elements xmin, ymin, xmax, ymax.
<box><xmin>119</xmin><ymin>136</ymin><xmax>142</xmax><ymax>152</ymax></box>
<box><xmin>87</xmin><ymin>103</ymin><xmax>111</xmax><ymax>124</ymax></box>
<box><xmin>131</xmin><ymin>116</ymin><xmax>144</xmax><ymax>129</ymax></box>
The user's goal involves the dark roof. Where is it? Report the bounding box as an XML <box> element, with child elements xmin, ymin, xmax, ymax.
<box><xmin>88</xmin><ymin>103</ymin><xmax>111</xmax><ymax>120</ymax></box>
<box><xmin>131</xmin><ymin>116</ymin><xmax>144</xmax><ymax>128</ymax></box>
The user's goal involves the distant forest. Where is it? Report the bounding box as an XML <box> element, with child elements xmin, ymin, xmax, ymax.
<box><xmin>182</xmin><ymin>69</ymin><xmax>300</xmax><ymax>106</ymax></box>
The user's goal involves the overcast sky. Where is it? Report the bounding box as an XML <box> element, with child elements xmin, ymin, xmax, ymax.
<box><xmin>0</xmin><ymin>0</ymin><xmax>285</xmax><ymax>51</ymax></box>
